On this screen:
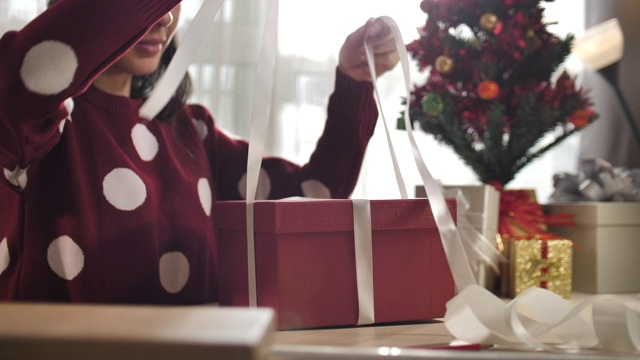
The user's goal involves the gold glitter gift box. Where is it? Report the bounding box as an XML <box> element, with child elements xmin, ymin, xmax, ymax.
<box><xmin>500</xmin><ymin>235</ymin><xmax>573</xmax><ymax>299</ymax></box>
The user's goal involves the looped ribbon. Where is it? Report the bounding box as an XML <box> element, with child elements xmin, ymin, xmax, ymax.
<box><xmin>365</xmin><ymin>17</ymin><xmax>477</xmax><ymax>293</ymax></box>
<box><xmin>375</xmin><ymin>17</ymin><xmax>640</xmax><ymax>354</ymax></box>
<box><xmin>551</xmin><ymin>158</ymin><xmax>640</xmax><ymax>202</ymax></box>
<box><xmin>445</xmin><ymin>285</ymin><xmax>640</xmax><ymax>353</ymax></box>
<box><xmin>360</xmin><ymin>16</ymin><xmax>477</xmax><ymax>324</ymax></box>
<box><xmin>442</xmin><ymin>188</ymin><xmax>506</xmax><ymax>278</ymax></box>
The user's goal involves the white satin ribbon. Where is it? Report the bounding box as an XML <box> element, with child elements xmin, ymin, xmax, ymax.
<box><xmin>458</xmin><ymin>215</ymin><xmax>504</xmax><ymax>275</ymax></box>
<box><xmin>446</xmin><ymin>284</ymin><xmax>640</xmax><ymax>353</ymax></box>
<box><xmin>226</xmin><ymin>0</ymin><xmax>377</xmax><ymax>315</ymax></box>
<box><xmin>139</xmin><ymin>0</ymin><xmax>277</xmax><ymax>306</ymax></box>
<box><xmin>244</xmin><ymin>0</ymin><xmax>279</xmax><ymax>308</ymax></box>
<box><xmin>139</xmin><ymin>0</ymin><xmax>225</xmax><ymax>120</ymax></box>
<box><xmin>366</xmin><ymin>18</ymin><xmax>640</xmax><ymax>354</ymax></box>
<box><xmin>364</xmin><ymin>17</ymin><xmax>476</xmax><ymax>292</ymax></box>
<box><xmin>352</xmin><ymin>199</ymin><xmax>375</xmax><ymax>325</ymax></box>
<box><xmin>444</xmin><ymin>188</ymin><xmax>506</xmax><ymax>276</ymax></box>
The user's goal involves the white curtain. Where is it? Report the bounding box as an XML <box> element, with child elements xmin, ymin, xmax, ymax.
<box><xmin>0</xmin><ymin>0</ymin><xmax>46</xmax><ymax>34</ymax></box>
<box><xmin>2</xmin><ymin>0</ymin><xmax>586</xmax><ymax>203</ymax></box>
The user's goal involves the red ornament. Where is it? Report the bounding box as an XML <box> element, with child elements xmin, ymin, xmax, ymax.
<box><xmin>420</xmin><ymin>0</ymin><xmax>429</xmax><ymax>13</ymax></box>
<box><xmin>569</xmin><ymin>109</ymin><xmax>593</xmax><ymax>128</ymax></box>
<box><xmin>478</xmin><ymin>81</ymin><xmax>500</xmax><ymax>100</ymax></box>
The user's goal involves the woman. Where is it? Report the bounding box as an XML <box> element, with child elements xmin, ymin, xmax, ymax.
<box><xmin>0</xmin><ymin>0</ymin><xmax>398</xmax><ymax>303</ymax></box>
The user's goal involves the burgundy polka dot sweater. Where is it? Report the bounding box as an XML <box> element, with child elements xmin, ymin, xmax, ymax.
<box><xmin>0</xmin><ymin>0</ymin><xmax>378</xmax><ymax>304</ymax></box>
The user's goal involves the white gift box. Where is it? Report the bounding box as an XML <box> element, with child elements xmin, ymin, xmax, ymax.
<box><xmin>546</xmin><ymin>202</ymin><xmax>640</xmax><ymax>293</ymax></box>
<box><xmin>0</xmin><ymin>303</ymin><xmax>274</xmax><ymax>360</ymax></box>
<box><xmin>416</xmin><ymin>184</ymin><xmax>501</xmax><ymax>291</ymax></box>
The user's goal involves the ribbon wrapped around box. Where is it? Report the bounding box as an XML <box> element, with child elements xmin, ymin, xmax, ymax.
<box><xmin>500</xmin><ymin>235</ymin><xmax>572</xmax><ymax>299</ymax></box>
<box><xmin>211</xmin><ymin>3</ymin><xmax>464</xmax><ymax>330</ymax></box>
<box><xmin>215</xmin><ymin>198</ymin><xmax>456</xmax><ymax>330</ymax></box>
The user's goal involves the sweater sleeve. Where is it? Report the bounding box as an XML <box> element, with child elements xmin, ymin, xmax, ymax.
<box><xmin>0</xmin><ymin>0</ymin><xmax>181</xmax><ymax>173</ymax></box>
<box><xmin>301</xmin><ymin>68</ymin><xmax>378</xmax><ymax>198</ymax></box>
<box><xmin>210</xmin><ymin>68</ymin><xmax>378</xmax><ymax>201</ymax></box>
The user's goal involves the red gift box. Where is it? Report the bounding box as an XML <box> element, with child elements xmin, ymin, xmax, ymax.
<box><xmin>215</xmin><ymin>198</ymin><xmax>456</xmax><ymax>330</ymax></box>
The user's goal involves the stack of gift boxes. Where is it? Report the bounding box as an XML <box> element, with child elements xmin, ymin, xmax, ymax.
<box><xmin>435</xmin><ymin>158</ymin><xmax>639</xmax><ymax>299</ymax></box>
<box><xmin>213</xmin><ymin>159</ymin><xmax>638</xmax><ymax>330</ymax></box>
<box><xmin>495</xmin><ymin>188</ymin><xmax>574</xmax><ymax>299</ymax></box>
<box><xmin>422</xmin><ymin>185</ymin><xmax>574</xmax><ymax>299</ymax></box>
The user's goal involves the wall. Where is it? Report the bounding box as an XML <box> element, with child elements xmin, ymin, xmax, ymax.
<box><xmin>580</xmin><ymin>0</ymin><xmax>640</xmax><ymax>168</ymax></box>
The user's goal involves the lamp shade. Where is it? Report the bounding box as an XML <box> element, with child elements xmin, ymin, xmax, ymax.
<box><xmin>573</xmin><ymin>18</ymin><xmax>624</xmax><ymax>71</ymax></box>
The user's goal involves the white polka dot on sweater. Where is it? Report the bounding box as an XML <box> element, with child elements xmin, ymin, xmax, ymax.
<box><xmin>48</xmin><ymin>236</ymin><xmax>84</xmax><ymax>281</ymax></box>
<box><xmin>20</xmin><ymin>41</ymin><xmax>78</xmax><ymax>95</ymax></box>
<box><xmin>238</xmin><ymin>169</ymin><xmax>271</xmax><ymax>200</ymax></box>
<box><xmin>159</xmin><ymin>252</ymin><xmax>190</xmax><ymax>294</ymax></box>
<box><xmin>3</xmin><ymin>166</ymin><xmax>28</xmax><ymax>190</ymax></box>
<box><xmin>131</xmin><ymin>124</ymin><xmax>159</xmax><ymax>161</ymax></box>
<box><xmin>197</xmin><ymin>178</ymin><xmax>212</xmax><ymax>216</ymax></box>
<box><xmin>103</xmin><ymin>168</ymin><xmax>147</xmax><ymax>211</ymax></box>
<box><xmin>58</xmin><ymin>98</ymin><xmax>74</xmax><ymax>134</ymax></box>
<box><xmin>0</xmin><ymin>238</ymin><xmax>10</xmax><ymax>276</ymax></box>
<box><xmin>59</xmin><ymin>119</ymin><xmax>67</xmax><ymax>134</ymax></box>
<box><xmin>64</xmin><ymin>98</ymin><xmax>74</xmax><ymax>118</ymax></box>
<box><xmin>301</xmin><ymin>179</ymin><xmax>332</xmax><ymax>199</ymax></box>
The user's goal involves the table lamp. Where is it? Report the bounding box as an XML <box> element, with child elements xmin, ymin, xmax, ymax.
<box><xmin>572</xmin><ymin>18</ymin><xmax>640</xmax><ymax>150</ymax></box>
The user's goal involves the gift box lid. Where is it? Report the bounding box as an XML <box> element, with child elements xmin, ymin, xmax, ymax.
<box><xmin>545</xmin><ymin>202</ymin><xmax>640</xmax><ymax>226</ymax></box>
<box><xmin>214</xmin><ymin>198</ymin><xmax>456</xmax><ymax>234</ymax></box>
<box><xmin>0</xmin><ymin>303</ymin><xmax>274</xmax><ymax>360</ymax></box>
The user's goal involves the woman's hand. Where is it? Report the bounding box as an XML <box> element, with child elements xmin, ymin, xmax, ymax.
<box><xmin>338</xmin><ymin>17</ymin><xmax>400</xmax><ymax>82</ymax></box>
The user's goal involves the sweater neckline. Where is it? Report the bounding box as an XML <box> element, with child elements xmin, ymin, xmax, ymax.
<box><xmin>79</xmin><ymin>86</ymin><xmax>145</xmax><ymax>113</ymax></box>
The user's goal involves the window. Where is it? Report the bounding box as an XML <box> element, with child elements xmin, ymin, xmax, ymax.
<box><xmin>4</xmin><ymin>0</ymin><xmax>586</xmax><ymax>201</ymax></box>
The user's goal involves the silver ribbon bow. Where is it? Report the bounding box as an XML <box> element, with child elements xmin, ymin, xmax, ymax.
<box><xmin>551</xmin><ymin>158</ymin><xmax>640</xmax><ymax>202</ymax></box>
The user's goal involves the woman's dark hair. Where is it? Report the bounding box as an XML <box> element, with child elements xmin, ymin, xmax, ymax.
<box><xmin>130</xmin><ymin>38</ymin><xmax>192</xmax><ymax>121</ymax></box>
<box><xmin>48</xmin><ymin>0</ymin><xmax>192</xmax><ymax>122</ymax></box>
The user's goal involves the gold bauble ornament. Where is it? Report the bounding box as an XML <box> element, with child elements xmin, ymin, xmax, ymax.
<box><xmin>480</xmin><ymin>12</ymin><xmax>499</xmax><ymax>31</ymax></box>
<box><xmin>435</xmin><ymin>55</ymin><xmax>454</xmax><ymax>74</ymax></box>
<box><xmin>526</xmin><ymin>29</ymin><xmax>536</xmax><ymax>38</ymax></box>
<box><xmin>526</xmin><ymin>29</ymin><xmax>541</xmax><ymax>51</ymax></box>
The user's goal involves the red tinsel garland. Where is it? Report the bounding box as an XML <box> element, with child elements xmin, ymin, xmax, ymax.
<box><xmin>490</xmin><ymin>182</ymin><xmax>575</xmax><ymax>237</ymax></box>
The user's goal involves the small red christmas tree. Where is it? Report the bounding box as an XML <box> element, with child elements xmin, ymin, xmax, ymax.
<box><xmin>403</xmin><ymin>0</ymin><xmax>597</xmax><ymax>186</ymax></box>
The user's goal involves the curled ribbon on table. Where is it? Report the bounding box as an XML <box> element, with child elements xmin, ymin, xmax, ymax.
<box><xmin>445</xmin><ymin>285</ymin><xmax>640</xmax><ymax>354</ymax></box>
<box><xmin>442</xmin><ymin>188</ymin><xmax>507</xmax><ymax>277</ymax></box>
<box><xmin>551</xmin><ymin>158</ymin><xmax>640</xmax><ymax>202</ymax></box>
